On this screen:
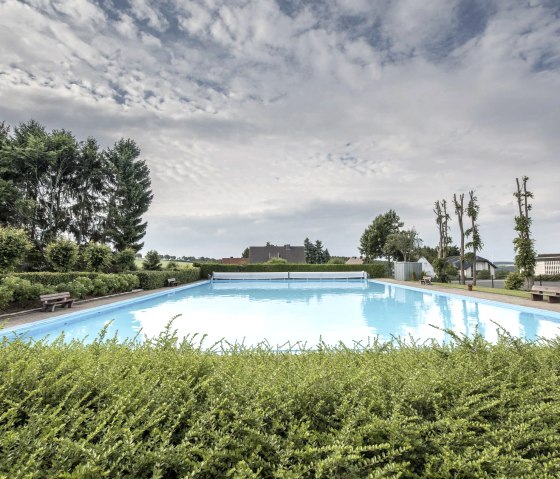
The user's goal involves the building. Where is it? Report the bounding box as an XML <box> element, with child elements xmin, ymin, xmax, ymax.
<box><xmin>221</xmin><ymin>257</ymin><xmax>248</xmax><ymax>265</ymax></box>
<box><xmin>535</xmin><ymin>254</ymin><xmax>560</xmax><ymax>275</ymax></box>
<box><xmin>447</xmin><ymin>255</ymin><xmax>497</xmax><ymax>277</ymax></box>
<box><xmin>248</xmin><ymin>244</ymin><xmax>306</xmax><ymax>264</ymax></box>
<box><xmin>345</xmin><ymin>257</ymin><xmax>363</xmax><ymax>265</ymax></box>
<box><xmin>417</xmin><ymin>257</ymin><xmax>435</xmax><ymax>276</ymax></box>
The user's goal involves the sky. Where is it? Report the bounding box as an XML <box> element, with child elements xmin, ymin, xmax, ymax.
<box><xmin>1</xmin><ymin>0</ymin><xmax>559</xmax><ymax>261</ymax></box>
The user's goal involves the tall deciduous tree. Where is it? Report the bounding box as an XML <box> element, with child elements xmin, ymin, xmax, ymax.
<box><xmin>384</xmin><ymin>229</ymin><xmax>422</xmax><ymax>262</ymax></box>
<box><xmin>359</xmin><ymin>210</ymin><xmax>403</xmax><ymax>263</ymax></box>
<box><xmin>453</xmin><ymin>193</ymin><xmax>466</xmax><ymax>285</ymax></box>
<box><xmin>433</xmin><ymin>200</ymin><xmax>451</xmax><ymax>280</ymax></box>
<box><xmin>465</xmin><ymin>190</ymin><xmax>483</xmax><ymax>286</ymax></box>
<box><xmin>513</xmin><ymin>176</ymin><xmax>536</xmax><ymax>288</ymax></box>
<box><xmin>105</xmin><ymin>139</ymin><xmax>153</xmax><ymax>252</ymax></box>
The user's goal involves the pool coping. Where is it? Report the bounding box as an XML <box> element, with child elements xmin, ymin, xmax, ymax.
<box><xmin>1</xmin><ymin>280</ymin><xmax>211</xmax><ymax>336</ymax></box>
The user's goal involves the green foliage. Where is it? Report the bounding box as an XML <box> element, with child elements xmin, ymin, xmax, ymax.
<box><xmin>142</xmin><ymin>250</ymin><xmax>162</xmax><ymax>271</ymax></box>
<box><xmin>104</xmin><ymin>139</ymin><xmax>153</xmax><ymax>252</ymax></box>
<box><xmin>327</xmin><ymin>257</ymin><xmax>347</xmax><ymax>265</ymax></box>
<box><xmin>6</xmin><ymin>272</ymin><xmax>99</xmax><ymax>286</ymax></box>
<box><xmin>134</xmin><ymin>268</ymin><xmax>200</xmax><ymax>289</ymax></box>
<box><xmin>384</xmin><ymin>228</ymin><xmax>422</xmax><ymax>262</ymax></box>
<box><xmin>0</xmin><ymin>276</ymin><xmax>51</xmax><ymax>309</ymax></box>
<box><xmin>112</xmin><ymin>248</ymin><xmax>137</xmax><ymax>273</ymax></box>
<box><xmin>477</xmin><ymin>270</ymin><xmax>491</xmax><ymax>280</ymax></box>
<box><xmin>495</xmin><ymin>268</ymin><xmax>510</xmax><ymax>279</ymax></box>
<box><xmin>241</xmin><ymin>247</ymin><xmax>249</xmax><ymax>258</ymax></box>
<box><xmin>165</xmin><ymin>260</ymin><xmax>179</xmax><ymax>270</ymax></box>
<box><xmin>359</xmin><ymin>210</ymin><xmax>403</xmax><ymax>262</ymax></box>
<box><xmin>196</xmin><ymin>263</ymin><xmax>387</xmax><ymax>278</ymax></box>
<box><xmin>0</xmin><ymin>226</ymin><xmax>32</xmax><ymax>272</ymax></box>
<box><xmin>81</xmin><ymin>242</ymin><xmax>113</xmax><ymax>272</ymax></box>
<box><xmin>2</xmin><ymin>333</ymin><xmax>560</xmax><ymax>477</ymax></box>
<box><xmin>505</xmin><ymin>272</ymin><xmax>525</xmax><ymax>290</ymax></box>
<box><xmin>266</xmin><ymin>257</ymin><xmax>287</xmax><ymax>264</ymax></box>
<box><xmin>44</xmin><ymin>238</ymin><xmax>79</xmax><ymax>272</ymax></box>
<box><xmin>513</xmin><ymin>177</ymin><xmax>537</xmax><ymax>287</ymax></box>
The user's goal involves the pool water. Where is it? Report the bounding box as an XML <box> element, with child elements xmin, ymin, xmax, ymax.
<box><xmin>5</xmin><ymin>280</ymin><xmax>560</xmax><ymax>347</ymax></box>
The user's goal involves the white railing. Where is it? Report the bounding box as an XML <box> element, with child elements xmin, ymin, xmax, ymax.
<box><xmin>211</xmin><ymin>271</ymin><xmax>368</xmax><ymax>280</ymax></box>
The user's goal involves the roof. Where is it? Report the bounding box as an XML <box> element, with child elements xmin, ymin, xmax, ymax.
<box><xmin>537</xmin><ymin>254</ymin><xmax>560</xmax><ymax>260</ymax></box>
<box><xmin>447</xmin><ymin>255</ymin><xmax>497</xmax><ymax>269</ymax></box>
<box><xmin>248</xmin><ymin>245</ymin><xmax>306</xmax><ymax>264</ymax></box>
<box><xmin>221</xmin><ymin>257</ymin><xmax>248</xmax><ymax>265</ymax></box>
<box><xmin>345</xmin><ymin>257</ymin><xmax>363</xmax><ymax>265</ymax></box>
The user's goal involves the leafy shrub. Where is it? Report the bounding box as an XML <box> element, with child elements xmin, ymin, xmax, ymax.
<box><xmin>0</xmin><ymin>226</ymin><xmax>32</xmax><ymax>272</ymax></box>
<box><xmin>195</xmin><ymin>263</ymin><xmax>387</xmax><ymax>278</ymax></box>
<box><xmin>2</xmin><ymin>334</ymin><xmax>560</xmax><ymax>477</ymax></box>
<box><xmin>134</xmin><ymin>269</ymin><xmax>200</xmax><ymax>289</ymax></box>
<box><xmin>476</xmin><ymin>269</ymin><xmax>491</xmax><ymax>280</ymax></box>
<box><xmin>0</xmin><ymin>276</ymin><xmax>51</xmax><ymax>309</ymax></box>
<box><xmin>112</xmin><ymin>248</ymin><xmax>137</xmax><ymax>273</ymax></box>
<box><xmin>495</xmin><ymin>268</ymin><xmax>510</xmax><ymax>279</ymax></box>
<box><xmin>44</xmin><ymin>239</ymin><xmax>79</xmax><ymax>272</ymax></box>
<box><xmin>327</xmin><ymin>257</ymin><xmax>347</xmax><ymax>265</ymax></box>
<box><xmin>55</xmin><ymin>277</ymin><xmax>94</xmax><ymax>300</ymax></box>
<box><xmin>7</xmin><ymin>272</ymin><xmax>99</xmax><ymax>286</ymax></box>
<box><xmin>505</xmin><ymin>272</ymin><xmax>525</xmax><ymax>290</ymax></box>
<box><xmin>266</xmin><ymin>257</ymin><xmax>287</xmax><ymax>264</ymax></box>
<box><xmin>142</xmin><ymin>250</ymin><xmax>162</xmax><ymax>270</ymax></box>
<box><xmin>81</xmin><ymin>242</ymin><xmax>113</xmax><ymax>272</ymax></box>
<box><xmin>165</xmin><ymin>260</ymin><xmax>179</xmax><ymax>270</ymax></box>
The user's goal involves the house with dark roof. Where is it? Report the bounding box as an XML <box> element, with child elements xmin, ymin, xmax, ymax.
<box><xmin>447</xmin><ymin>255</ymin><xmax>497</xmax><ymax>278</ymax></box>
<box><xmin>221</xmin><ymin>257</ymin><xmax>248</xmax><ymax>265</ymax></box>
<box><xmin>535</xmin><ymin>254</ymin><xmax>560</xmax><ymax>276</ymax></box>
<box><xmin>248</xmin><ymin>245</ymin><xmax>306</xmax><ymax>264</ymax></box>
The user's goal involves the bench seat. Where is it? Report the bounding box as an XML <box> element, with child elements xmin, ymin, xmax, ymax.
<box><xmin>167</xmin><ymin>278</ymin><xmax>178</xmax><ymax>287</ymax></box>
<box><xmin>40</xmin><ymin>292</ymin><xmax>75</xmax><ymax>312</ymax></box>
<box><xmin>531</xmin><ymin>285</ymin><xmax>560</xmax><ymax>303</ymax></box>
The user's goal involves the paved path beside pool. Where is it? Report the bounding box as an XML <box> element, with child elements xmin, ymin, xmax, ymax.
<box><xmin>382</xmin><ymin>279</ymin><xmax>560</xmax><ymax>314</ymax></box>
<box><xmin>2</xmin><ymin>279</ymin><xmax>559</xmax><ymax>332</ymax></box>
<box><xmin>0</xmin><ymin>283</ymin><xmax>206</xmax><ymax>330</ymax></box>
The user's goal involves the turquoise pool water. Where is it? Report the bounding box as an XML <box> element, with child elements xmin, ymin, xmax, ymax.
<box><xmin>4</xmin><ymin>280</ymin><xmax>560</xmax><ymax>347</ymax></box>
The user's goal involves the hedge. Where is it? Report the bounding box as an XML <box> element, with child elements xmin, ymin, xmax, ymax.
<box><xmin>7</xmin><ymin>272</ymin><xmax>100</xmax><ymax>286</ymax></box>
<box><xmin>1</xmin><ymin>333</ymin><xmax>560</xmax><ymax>477</ymax></box>
<box><xmin>134</xmin><ymin>268</ymin><xmax>201</xmax><ymax>290</ymax></box>
<box><xmin>195</xmin><ymin>263</ymin><xmax>388</xmax><ymax>279</ymax></box>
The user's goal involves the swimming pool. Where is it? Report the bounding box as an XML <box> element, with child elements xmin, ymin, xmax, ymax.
<box><xmin>4</xmin><ymin>280</ymin><xmax>560</xmax><ymax>347</ymax></box>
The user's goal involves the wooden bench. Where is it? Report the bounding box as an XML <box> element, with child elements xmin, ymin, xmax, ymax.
<box><xmin>420</xmin><ymin>276</ymin><xmax>432</xmax><ymax>285</ymax></box>
<box><xmin>531</xmin><ymin>285</ymin><xmax>560</xmax><ymax>303</ymax></box>
<box><xmin>167</xmin><ymin>278</ymin><xmax>178</xmax><ymax>287</ymax></box>
<box><xmin>40</xmin><ymin>292</ymin><xmax>75</xmax><ymax>312</ymax></box>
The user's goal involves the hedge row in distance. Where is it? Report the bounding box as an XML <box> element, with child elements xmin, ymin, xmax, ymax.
<box><xmin>195</xmin><ymin>262</ymin><xmax>388</xmax><ymax>279</ymax></box>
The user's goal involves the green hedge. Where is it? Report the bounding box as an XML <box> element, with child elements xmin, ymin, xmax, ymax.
<box><xmin>1</xmin><ymin>333</ymin><xmax>560</xmax><ymax>477</ymax></box>
<box><xmin>134</xmin><ymin>268</ymin><xmax>201</xmax><ymax>290</ymax></box>
<box><xmin>195</xmin><ymin>263</ymin><xmax>387</xmax><ymax>279</ymax></box>
<box><xmin>7</xmin><ymin>272</ymin><xmax>99</xmax><ymax>286</ymax></box>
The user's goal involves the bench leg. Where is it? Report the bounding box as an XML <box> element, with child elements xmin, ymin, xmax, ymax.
<box><xmin>548</xmin><ymin>296</ymin><xmax>560</xmax><ymax>304</ymax></box>
<box><xmin>531</xmin><ymin>294</ymin><xmax>543</xmax><ymax>301</ymax></box>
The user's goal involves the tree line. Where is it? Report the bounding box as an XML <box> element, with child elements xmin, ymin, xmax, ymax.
<box><xmin>0</xmin><ymin>119</ymin><xmax>153</xmax><ymax>271</ymax></box>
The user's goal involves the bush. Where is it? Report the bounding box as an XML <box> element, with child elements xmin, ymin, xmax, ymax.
<box><xmin>2</xmin><ymin>335</ymin><xmax>560</xmax><ymax>477</ymax></box>
<box><xmin>195</xmin><ymin>263</ymin><xmax>387</xmax><ymax>279</ymax></box>
<box><xmin>81</xmin><ymin>242</ymin><xmax>113</xmax><ymax>272</ymax></box>
<box><xmin>165</xmin><ymin>260</ymin><xmax>179</xmax><ymax>270</ymax></box>
<box><xmin>476</xmin><ymin>270</ymin><xmax>491</xmax><ymax>280</ymax></box>
<box><xmin>0</xmin><ymin>226</ymin><xmax>32</xmax><ymax>272</ymax></box>
<box><xmin>134</xmin><ymin>268</ymin><xmax>200</xmax><ymax>290</ymax></box>
<box><xmin>0</xmin><ymin>276</ymin><xmax>52</xmax><ymax>309</ymax></box>
<box><xmin>112</xmin><ymin>248</ymin><xmax>137</xmax><ymax>273</ymax></box>
<box><xmin>505</xmin><ymin>272</ymin><xmax>525</xmax><ymax>290</ymax></box>
<box><xmin>266</xmin><ymin>257</ymin><xmax>287</xmax><ymax>264</ymax></box>
<box><xmin>143</xmin><ymin>250</ymin><xmax>162</xmax><ymax>271</ymax></box>
<box><xmin>45</xmin><ymin>239</ymin><xmax>79</xmax><ymax>272</ymax></box>
<box><xmin>6</xmin><ymin>272</ymin><xmax>99</xmax><ymax>286</ymax></box>
<box><xmin>327</xmin><ymin>257</ymin><xmax>347</xmax><ymax>265</ymax></box>
<box><xmin>495</xmin><ymin>268</ymin><xmax>510</xmax><ymax>279</ymax></box>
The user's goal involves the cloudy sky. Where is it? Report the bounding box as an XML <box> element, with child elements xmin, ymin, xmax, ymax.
<box><xmin>1</xmin><ymin>0</ymin><xmax>559</xmax><ymax>260</ymax></box>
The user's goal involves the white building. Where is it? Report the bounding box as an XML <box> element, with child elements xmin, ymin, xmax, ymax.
<box><xmin>417</xmin><ymin>257</ymin><xmax>435</xmax><ymax>276</ymax></box>
<box><xmin>535</xmin><ymin>254</ymin><xmax>560</xmax><ymax>275</ymax></box>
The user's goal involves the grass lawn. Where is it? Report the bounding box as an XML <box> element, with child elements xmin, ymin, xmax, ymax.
<box><xmin>432</xmin><ymin>281</ymin><xmax>531</xmax><ymax>299</ymax></box>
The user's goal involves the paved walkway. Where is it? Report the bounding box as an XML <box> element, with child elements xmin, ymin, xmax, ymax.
<box><xmin>381</xmin><ymin>279</ymin><xmax>560</xmax><ymax>314</ymax></box>
<box><xmin>2</xmin><ymin>279</ymin><xmax>559</xmax><ymax>332</ymax></box>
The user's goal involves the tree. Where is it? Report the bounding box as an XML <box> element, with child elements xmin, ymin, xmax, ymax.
<box><xmin>433</xmin><ymin>200</ymin><xmax>452</xmax><ymax>280</ymax></box>
<box><xmin>359</xmin><ymin>210</ymin><xmax>403</xmax><ymax>262</ymax></box>
<box><xmin>45</xmin><ymin>239</ymin><xmax>79</xmax><ymax>272</ymax></box>
<box><xmin>384</xmin><ymin>229</ymin><xmax>422</xmax><ymax>262</ymax></box>
<box><xmin>453</xmin><ymin>193</ymin><xmax>466</xmax><ymax>284</ymax></box>
<box><xmin>241</xmin><ymin>247</ymin><xmax>249</xmax><ymax>258</ymax></box>
<box><xmin>81</xmin><ymin>242</ymin><xmax>113</xmax><ymax>272</ymax></box>
<box><xmin>304</xmin><ymin>238</ymin><xmax>315</xmax><ymax>264</ymax></box>
<box><xmin>112</xmin><ymin>248</ymin><xmax>137</xmax><ymax>272</ymax></box>
<box><xmin>143</xmin><ymin>250</ymin><xmax>162</xmax><ymax>270</ymax></box>
<box><xmin>513</xmin><ymin>176</ymin><xmax>537</xmax><ymax>288</ymax></box>
<box><xmin>104</xmin><ymin>139</ymin><xmax>153</xmax><ymax>252</ymax></box>
<box><xmin>314</xmin><ymin>240</ymin><xmax>325</xmax><ymax>264</ymax></box>
<box><xmin>0</xmin><ymin>226</ymin><xmax>32</xmax><ymax>272</ymax></box>
<box><xmin>323</xmin><ymin>248</ymin><xmax>331</xmax><ymax>263</ymax></box>
<box><xmin>465</xmin><ymin>190</ymin><xmax>483</xmax><ymax>286</ymax></box>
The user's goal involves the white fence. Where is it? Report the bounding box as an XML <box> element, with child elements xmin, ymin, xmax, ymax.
<box><xmin>212</xmin><ymin>271</ymin><xmax>368</xmax><ymax>280</ymax></box>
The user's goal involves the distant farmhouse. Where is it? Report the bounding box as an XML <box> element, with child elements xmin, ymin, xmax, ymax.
<box><xmin>535</xmin><ymin>254</ymin><xmax>560</xmax><ymax>276</ymax></box>
<box><xmin>345</xmin><ymin>257</ymin><xmax>364</xmax><ymax>265</ymax></box>
<box><xmin>249</xmin><ymin>245</ymin><xmax>305</xmax><ymax>264</ymax></box>
<box><xmin>221</xmin><ymin>257</ymin><xmax>248</xmax><ymax>265</ymax></box>
<box><xmin>447</xmin><ymin>255</ymin><xmax>497</xmax><ymax>278</ymax></box>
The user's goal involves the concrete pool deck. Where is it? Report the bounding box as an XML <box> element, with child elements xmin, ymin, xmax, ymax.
<box><xmin>1</xmin><ymin>278</ymin><xmax>559</xmax><ymax>331</ymax></box>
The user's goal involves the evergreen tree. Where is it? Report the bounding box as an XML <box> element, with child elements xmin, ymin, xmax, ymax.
<box><xmin>143</xmin><ymin>250</ymin><xmax>162</xmax><ymax>270</ymax></box>
<box><xmin>513</xmin><ymin>176</ymin><xmax>537</xmax><ymax>288</ymax></box>
<box><xmin>323</xmin><ymin>248</ymin><xmax>331</xmax><ymax>263</ymax></box>
<box><xmin>105</xmin><ymin>139</ymin><xmax>153</xmax><ymax>252</ymax></box>
<box><xmin>314</xmin><ymin>240</ymin><xmax>324</xmax><ymax>264</ymax></box>
<box><xmin>241</xmin><ymin>247</ymin><xmax>249</xmax><ymax>258</ymax></box>
<box><xmin>303</xmin><ymin>238</ymin><xmax>315</xmax><ymax>264</ymax></box>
